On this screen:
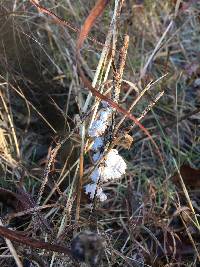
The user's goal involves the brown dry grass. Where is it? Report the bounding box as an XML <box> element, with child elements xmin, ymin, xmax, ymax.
<box><xmin>0</xmin><ymin>0</ymin><xmax>200</xmax><ymax>266</ymax></box>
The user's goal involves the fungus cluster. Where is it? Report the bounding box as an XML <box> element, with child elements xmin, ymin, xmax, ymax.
<box><xmin>85</xmin><ymin>103</ymin><xmax>127</xmax><ymax>202</ymax></box>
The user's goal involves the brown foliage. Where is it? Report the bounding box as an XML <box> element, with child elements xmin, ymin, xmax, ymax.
<box><xmin>173</xmin><ymin>165</ymin><xmax>200</xmax><ymax>187</ymax></box>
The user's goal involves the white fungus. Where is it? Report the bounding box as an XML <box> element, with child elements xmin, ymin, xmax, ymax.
<box><xmin>101</xmin><ymin>165</ymin><xmax>124</xmax><ymax>181</ymax></box>
<box><xmin>92</xmin><ymin>151</ymin><xmax>102</xmax><ymax>162</ymax></box>
<box><xmin>88</xmin><ymin>120</ymin><xmax>108</xmax><ymax>137</ymax></box>
<box><xmin>99</xmin><ymin>191</ymin><xmax>107</xmax><ymax>202</ymax></box>
<box><xmin>88</xmin><ymin>107</ymin><xmax>113</xmax><ymax>137</ymax></box>
<box><xmin>90</xmin><ymin>149</ymin><xmax>127</xmax><ymax>183</ymax></box>
<box><xmin>86</xmin><ymin>101</ymin><xmax>127</xmax><ymax>202</ymax></box>
<box><xmin>102</xmin><ymin>149</ymin><xmax>127</xmax><ymax>181</ymax></box>
<box><xmin>92</xmin><ymin>137</ymin><xmax>104</xmax><ymax>151</ymax></box>
<box><xmin>105</xmin><ymin>149</ymin><xmax>126</xmax><ymax>173</ymax></box>
<box><xmin>90</xmin><ymin>168</ymin><xmax>100</xmax><ymax>183</ymax></box>
<box><xmin>99</xmin><ymin>108</ymin><xmax>112</xmax><ymax>122</ymax></box>
<box><xmin>85</xmin><ymin>183</ymin><xmax>107</xmax><ymax>202</ymax></box>
<box><xmin>90</xmin><ymin>167</ymin><xmax>102</xmax><ymax>183</ymax></box>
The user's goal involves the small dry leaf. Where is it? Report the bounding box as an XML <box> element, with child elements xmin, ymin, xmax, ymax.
<box><xmin>116</xmin><ymin>133</ymin><xmax>133</xmax><ymax>149</ymax></box>
<box><xmin>76</xmin><ymin>0</ymin><xmax>110</xmax><ymax>51</ymax></box>
<box><xmin>172</xmin><ymin>165</ymin><xmax>200</xmax><ymax>187</ymax></box>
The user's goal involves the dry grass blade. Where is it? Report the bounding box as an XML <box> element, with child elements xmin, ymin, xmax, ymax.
<box><xmin>0</xmin><ymin>219</ymin><xmax>23</xmax><ymax>267</ymax></box>
<box><xmin>114</xmin><ymin>75</ymin><xmax>166</xmax><ymax>136</ymax></box>
<box><xmin>113</xmin><ymin>34</ymin><xmax>129</xmax><ymax>103</ymax></box>
<box><xmin>85</xmin><ymin>0</ymin><xmax>123</xmax><ymax>126</ymax></box>
<box><xmin>137</xmin><ymin>91</ymin><xmax>164</xmax><ymax>121</ymax></box>
<box><xmin>0</xmin><ymin>90</ymin><xmax>20</xmax><ymax>158</ymax></box>
<box><xmin>140</xmin><ymin>21</ymin><xmax>174</xmax><ymax>80</ymax></box>
<box><xmin>75</xmin><ymin>128</ymin><xmax>85</xmax><ymax>225</ymax></box>
<box><xmin>76</xmin><ymin>0</ymin><xmax>111</xmax><ymax>51</ymax></box>
<box><xmin>173</xmin><ymin>158</ymin><xmax>200</xmax><ymax>231</ymax></box>
<box><xmin>37</xmin><ymin>145</ymin><xmax>60</xmax><ymax>206</ymax></box>
<box><xmin>180</xmin><ymin>215</ymin><xmax>200</xmax><ymax>261</ymax></box>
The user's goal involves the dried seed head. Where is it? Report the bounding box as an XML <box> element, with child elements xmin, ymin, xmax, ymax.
<box><xmin>118</xmin><ymin>133</ymin><xmax>133</xmax><ymax>150</ymax></box>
